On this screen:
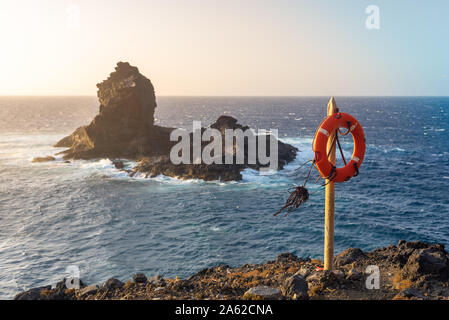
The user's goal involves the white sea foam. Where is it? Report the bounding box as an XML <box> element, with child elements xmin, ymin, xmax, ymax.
<box><xmin>241</xmin><ymin>168</ymin><xmax>266</xmax><ymax>182</ymax></box>
<box><xmin>3</xmin><ymin>134</ymin><xmax>317</xmax><ymax>188</ymax></box>
<box><xmin>279</xmin><ymin>136</ymin><xmax>315</xmax><ymax>162</ymax></box>
<box><xmin>0</xmin><ymin>135</ymin><xmax>65</xmax><ymax>166</ymax></box>
<box><xmin>150</xmin><ymin>174</ymin><xmax>203</xmax><ymax>185</ymax></box>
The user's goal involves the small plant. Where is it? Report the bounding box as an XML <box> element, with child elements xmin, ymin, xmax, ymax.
<box><xmin>308</xmin><ymin>285</ymin><xmax>322</xmax><ymax>297</ymax></box>
<box><xmin>392</xmin><ymin>273</ymin><xmax>413</xmax><ymax>290</ymax></box>
<box><xmin>123</xmin><ymin>280</ymin><xmax>135</xmax><ymax>290</ymax></box>
<box><xmin>64</xmin><ymin>288</ymin><xmax>75</xmax><ymax>295</ymax></box>
<box><xmin>40</xmin><ymin>289</ymin><xmax>53</xmax><ymax>297</ymax></box>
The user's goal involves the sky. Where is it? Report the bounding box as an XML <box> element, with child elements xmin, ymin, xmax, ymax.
<box><xmin>0</xmin><ymin>0</ymin><xmax>448</xmax><ymax>96</ymax></box>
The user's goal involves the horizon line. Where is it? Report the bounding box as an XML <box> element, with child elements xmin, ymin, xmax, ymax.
<box><xmin>1</xmin><ymin>94</ymin><xmax>448</xmax><ymax>98</ymax></box>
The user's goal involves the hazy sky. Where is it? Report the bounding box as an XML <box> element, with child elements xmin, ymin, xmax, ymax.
<box><xmin>0</xmin><ymin>0</ymin><xmax>448</xmax><ymax>96</ymax></box>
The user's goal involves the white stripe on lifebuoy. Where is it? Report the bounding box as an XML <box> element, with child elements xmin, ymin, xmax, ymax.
<box><xmin>352</xmin><ymin>156</ymin><xmax>360</xmax><ymax>162</ymax></box>
<box><xmin>319</xmin><ymin>128</ymin><xmax>329</xmax><ymax>137</ymax></box>
<box><xmin>350</xmin><ymin>124</ymin><xmax>357</xmax><ymax>132</ymax></box>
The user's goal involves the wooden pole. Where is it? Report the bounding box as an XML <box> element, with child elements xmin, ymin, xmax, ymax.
<box><xmin>324</xmin><ymin>97</ymin><xmax>338</xmax><ymax>270</ymax></box>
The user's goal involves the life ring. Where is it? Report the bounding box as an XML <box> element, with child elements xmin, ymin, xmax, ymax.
<box><xmin>313</xmin><ymin>112</ymin><xmax>365</xmax><ymax>182</ymax></box>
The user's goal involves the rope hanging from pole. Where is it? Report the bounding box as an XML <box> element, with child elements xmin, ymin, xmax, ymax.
<box><xmin>274</xmin><ymin>113</ymin><xmax>364</xmax><ymax>217</ymax></box>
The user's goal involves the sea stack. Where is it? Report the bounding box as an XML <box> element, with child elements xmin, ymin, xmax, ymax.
<box><xmin>54</xmin><ymin>61</ymin><xmax>298</xmax><ymax>180</ymax></box>
<box><xmin>131</xmin><ymin>115</ymin><xmax>298</xmax><ymax>181</ymax></box>
<box><xmin>55</xmin><ymin>62</ymin><xmax>173</xmax><ymax>159</ymax></box>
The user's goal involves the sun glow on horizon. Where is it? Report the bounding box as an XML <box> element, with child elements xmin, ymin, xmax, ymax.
<box><xmin>0</xmin><ymin>0</ymin><xmax>448</xmax><ymax>96</ymax></box>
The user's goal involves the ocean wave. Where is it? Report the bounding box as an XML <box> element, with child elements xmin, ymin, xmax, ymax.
<box><xmin>365</xmin><ymin>143</ymin><xmax>409</xmax><ymax>154</ymax></box>
<box><xmin>2</xmin><ymin>97</ymin><xmax>449</xmax><ymax>299</ymax></box>
<box><xmin>149</xmin><ymin>174</ymin><xmax>205</xmax><ymax>185</ymax></box>
<box><xmin>10</xmin><ymin>134</ymin><xmax>315</xmax><ymax>188</ymax></box>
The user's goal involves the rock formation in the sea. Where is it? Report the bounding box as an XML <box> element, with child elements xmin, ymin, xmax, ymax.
<box><xmin>31</xmin><ymin>156</ymin><xmax>56</xmax><ymax>163</ymax></box>
<box><xmin>53</xmin><ymin>62</ymin><xmax>298</xmax><ymax>180</ymax></box>
<box><xmin>55</xmin><ymin>62</ymin><xmax>174</xmax><ymax>159</ymax></box>
<box><xmin>131</xmin><ymin>116</ymin><xmax>298</xmax><ymax>181</ymax></box>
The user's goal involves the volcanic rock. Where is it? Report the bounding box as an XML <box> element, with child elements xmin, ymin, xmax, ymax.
<box><xmin>131</xmin><ymin>116</ymin><xmax>298</xmax><ymax>181</ymax></box>
<box><xmin>400</xmin><ymin>246</ymin><xmax>449</xmax><ymax>281</ymax></box>
<box><xmin>14</xmin><ymin>285</ymin><xmax>51</xmax><ymax>300</ymax></box>
<box><xmin>346</xmin><ymin>268</ymin><xmax>361</xmax><ymax>280</ymax></box>
<box><xmin>55</xmin><ymin>62</ymin><xmax>175</xmax><ymax>160</ymax></box>
<box><xmin>132</xmin><ymin>273</ymin><xmax>147</xmax><ymax>283</ymax></box>
<box><xmin>52</xmin><ymin>62</ymin><xmax>298</xmax><ymax>181</ymax></box>
<box><xmin>14</xmin><ymin>241</ymin><xmax>449</xmax><ymax>300</ymax></box>
<box><xmin>243</xmin><ymin>286</ymin><xmax>282</xmax><ymax>299</ymax></box>
<box><xmin>148</xmin><ymin>275</ymin><xmax>166</xmax><ymax>287</ymax></box>
<box><xmin>32</xmin><ymin>156</ymin><xmax>55</xmax><ymax>163</ymax></box>
<box><xmin>112</xmin><ymin>160</ymin><xmax>125</xmax><ymax>169</ymax></box>
<box><xmin>79</xmin><ymin>285</ymin><xmax>99</xmax><ymax>296</ymax></box>
<box><xmin>210</xmin><ymin>115</ymin><xmax>297</xmax><ymax>170</ymax></box>
<box><xmin>334</xmin><ymin>247</ymin><xmax>366</xmax><ymax>266</ymax></box>
<box><xmin>282</xmin><ymin>274</ymin><xmax>308</xmax><ymax>299</ymax></box>
<box><xmin>132</xmin><ymin>156</ymin><xmax>244</xmax><ymax>181</ymax></box>
<box><xmin>101</xmin><ymin>278</ymin><xmax>124</xmax><ymax>290</ymax></box>
<box><xmin>276</xmin><ymin>252</ymin><xmax>301</xmax><ymax>263</ymax></box>
<box><xmin>296</xmin><ymin>266</ymin><xmax>313</xmax><ymax>278</ymax></box>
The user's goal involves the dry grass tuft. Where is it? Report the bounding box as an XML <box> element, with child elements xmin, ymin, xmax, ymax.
<box><xmin>392</xmin><ymin>272</ymin><xmax>413</xmax><ymax>290</ymax></box>
<box><xmin>308</xmin><ymin>285</ymin><xmax>322</xmax><ymax>297</ymax></box>
<box><xmin>40</xmin><ymin>289</ymin><xmax>52</xmax><ymax>297</ymax></box>
<box><xmin>123</xmin><ymin>281</ymin><xmax>135</xmax><ymax>290</ymax></box>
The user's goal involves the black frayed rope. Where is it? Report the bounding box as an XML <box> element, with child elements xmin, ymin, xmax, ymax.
<box><xmin>274</xmin><ymin>126</ymin><xmax>352</xmax><ymax>217</ymax></box>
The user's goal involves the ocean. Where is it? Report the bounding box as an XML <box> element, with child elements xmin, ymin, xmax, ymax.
<box><xmin>0</xmin><ymin>96</ymin><xmax>448</xmax><ymax>299</ymax></box>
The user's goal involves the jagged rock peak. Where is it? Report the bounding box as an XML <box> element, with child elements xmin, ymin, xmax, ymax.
<box><xmin>54</xmin><ymin>61</ymin><xmax>170</xmax><ymax>159</ymax></box>
<box><xmin>95</xmin><ymin>61</ymin><xmax>156</xmax><ymax>121</ymax></box>
<box><xmin>97</xmin><ymin>62</ymin><xmax>139</xmax><ymax>88</ymax></box>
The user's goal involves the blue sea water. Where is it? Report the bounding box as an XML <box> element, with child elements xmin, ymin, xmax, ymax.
<box><xmin>0</xmin><ymin>96</ymin><xmax>448</xmax><ymax>299</ymax></box>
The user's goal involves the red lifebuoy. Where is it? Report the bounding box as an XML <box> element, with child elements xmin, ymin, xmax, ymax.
<box><xmin>313</xmin><ymin>112</ymin><xmax>365</xmax><ymax>183</ymax></box>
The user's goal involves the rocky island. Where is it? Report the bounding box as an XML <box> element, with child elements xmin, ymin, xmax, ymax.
<box><xmin>14</xmin><ymin>241</ymin><xmax>449</xmax><ymax>300</ymax></box>
<box><xmin>48</xmin><ymin>62</ymin><xmax>297</xmax><ymax>181</ymax></box>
